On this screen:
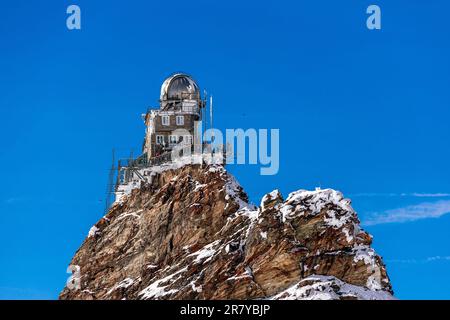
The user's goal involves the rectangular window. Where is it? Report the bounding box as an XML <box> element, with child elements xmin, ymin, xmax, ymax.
<box><xmin>176</xmin><ymin>115</ymin><xmax>184</xmax><ymax>126</ymax></box>
<box><xmin>169</xmin><ymin>135</ymin><xmax>178</xmax><ymax>145</ymax></box>
<box><xmin>161</xmin><ymin>115</ymin><xmax>170</xmax><ymax>126</ymax></box>
<box><xmin>156</xmin><ymin>135</ymin><xmax>164</xmax><ymax>145</ymax></box>
<box><xmin>183</xmin><ymin>135</ymin><xmax>192</xmax><ymax>145</ymax></box>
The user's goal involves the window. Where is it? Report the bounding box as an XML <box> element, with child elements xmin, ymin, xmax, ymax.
<box><xmin>119</xmin><ymin>168</ymin><xmax>126</xmax><ymax>184</ymax></box>
<box><xmin>161</xmin><ymin>115</ymin><xmax>170</xmax><ymax>126</ymax></box>
<box><xmin>183</xmin><ymin>135</ymin><xmax>192</xmax><ymax>145</ymax></box>
<box><xmin>176</xmin><ymin>115</ymin><xmax>184</xmax><ymax>126</ymax></box>
<box><xmin>156</xmin><ymin>135</ymin><xmax>164</xmax><ymax>145</ymax></box>
<box><xmin>169</xmin><ymin>135</ymin><xmax>178</xmax><ymax>145</ymax></box>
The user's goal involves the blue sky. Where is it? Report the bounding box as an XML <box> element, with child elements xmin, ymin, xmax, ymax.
<box><xmin>1</xmin><ymin>0</ymin><xmax>449</xmax><ymax>299</ymax></box>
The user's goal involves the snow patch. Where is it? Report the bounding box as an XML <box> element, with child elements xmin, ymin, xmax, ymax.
<box><xmin>226</xmin><ymin>267</ymin><xmax>253</xmax><ymax>282</ymax></box>
<box><xmin>114</xmin><ymin>154</ymin><xmax>208</xmax><ymax>204</ymax></box>
<box><xmin>278</xmin><ymin>189</ymin><xmax>357</xmax><ymax>235</ymax></box>
<box><xmin>106</xmin><ymin>277</ymin><xmax>134</xmax><ymax>295</ymax></box>
<box><xmin>139</xmin><ymin>267</ymin><xmax>187</xmax><ymax>299</ymax></box>
<box><xmin>88</xmin><ymin>226</ymin><xmax>99</xmax><ymax>238</ymax></box>
<box><xmin>270</xmin><ymin>275</ymin><xmax>394</xmax><ymax>300</ymax></box>
<box><xmin>117</xmin><ymin>209</ymin><xmax>143</xmax><ymax>220</ymax></box>
<box><xmin>352</xmin><ymin>245</ymin><xmax>377</xmax><ymax>267</ymax></box>
<box><xmin>260</xmin><ymin>189</ymin><xmax>281</xmax><ymax>210</ymax></box>
<box><xmin>224</xmin><ymin>174</ymin><xmax>253</xmax><ymax>211</ymax></box>
<box><xmin>188</xmin><ymin>240</ymin><xmax>220</xmax><ymax>264</ymax></box>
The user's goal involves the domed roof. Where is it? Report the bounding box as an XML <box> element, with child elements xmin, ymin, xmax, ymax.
<box><xmin>160</xmin><ymin>73</ymin><xmax>200</xmax><ymax>102</ymax></box>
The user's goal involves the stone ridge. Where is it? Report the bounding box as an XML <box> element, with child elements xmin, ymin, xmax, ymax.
<box><xmin>59</xmin><ymin>164</ymin><xmax>393</xmax><ymax>300</ymax></box>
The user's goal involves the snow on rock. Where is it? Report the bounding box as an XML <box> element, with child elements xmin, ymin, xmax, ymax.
<box><xmin>115</xmin><ymin>180</ymin><xmax>141</xmax><ymax>204</ymax></box>
<box><xmin>61</xmin><ymin>164</ymin><xmax>393</xmax><ymax>300</ymax></box>
<box><xmin>88</xmin><ymin>225</ymin><xmax>99</xmax><ymax>238</ymax></box>
<box><xmin>223</xmin><ymin>172</ymin><xmax>254</xmax><ymax>211</ymax></box>
<box><xmin>271</xmin><ymin>275</ymin><xmax>395</xmax><ymax>300</ymax></box>
<box><xmin>114</xmin><ymin>154</ymin><xmax>208</xmax><ymax>204</ymax></box>
<box><xmin>117</xmin><ymin>209</ymin><xmax>143</xmax><ymax>220</ymax></box>
<box><xmin>226</xmin><ymin>267</ymin><xmax>253</xmax><ymax>282</ymax></box>
<box><xmin>114</xmin><ymin>154</ymin><xmax>249</xmax><ymax>209</ymax></box>
<box><xmin>192</xmin><ymin>180</ymin><xmax>207</xmax><ymax>192</ymax></box>
<box><xmin>188</xmin><ymin>240</ymin><xmax>221</xmax><ymax>264</ymax></box>
<box><xmin>107</xmin><ymin>278</ymin><xmax>135</xmax><ymax>295</ymax></box>
<box><xmin>279</xmin><ymin>188</ymin><xmax>352</xmax><ymax>220</ymax></box>
<box><xmin>139</xmin><ymin>267</ymin><xmax>187</xmax><ymax>299</ymax></box>
<box><xmin>278</xmin><ymin>188</ymin><xmax>358</xmax><ymax>232</ymax></box>
<box><xmin>260</xmin><ymin>189</ymin><xmax>282</xmax><ymax>211</ymax></box>
<box><xmin>190</xmin><ymin>282</ymin><xmax>203</xmax><ymax>293</ymax></box>
<box><xmin>352</xmin><ymin>244</ymin><xmax>377</xmax><ymax>267</ymax></box>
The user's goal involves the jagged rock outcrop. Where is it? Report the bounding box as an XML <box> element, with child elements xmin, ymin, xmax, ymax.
<box><xmin>59</xmin><ymin>163</ymin><xmax>394</xmax><ymax>300</ymax></box>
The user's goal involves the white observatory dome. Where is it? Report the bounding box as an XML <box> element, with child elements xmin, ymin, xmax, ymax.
<box><xmin>160</xmin><ymin>73</ymin><xmax>200</xmax><ymax>102</ymax></box>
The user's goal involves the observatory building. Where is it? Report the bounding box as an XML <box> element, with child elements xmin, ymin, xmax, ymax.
<box><xmin>108</xmin><ymin>73</ymin><xmax>219</xmax><ymax>209</ymax></box>
<box><xmin>142</xmin><ymin>73</ymin><xmax>205</xmax><ymax>160</ymax></box>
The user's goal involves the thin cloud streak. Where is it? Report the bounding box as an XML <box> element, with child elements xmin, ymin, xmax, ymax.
<box><xmin>363</xmin><ymin>200</ymin><xmax>450</xmax><ymax>226</ymax></box>
<box><xmin>386</xmin><ymin>256</ymin><xmax>450</xmax><ymax>264</ymax></box>
<box><xmin>410</xmin><ymin>193</ymin><xmax>450</xmax><ymax>197</ymax></box>
<box><xmin>349</xmin><ymin>192</ymin><xmax>450</xmax><ymax>198</ymax></box>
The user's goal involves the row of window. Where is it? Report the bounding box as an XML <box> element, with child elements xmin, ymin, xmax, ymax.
<box><xmin>156</xmin><ymin>135</ymin><xmax>193</xmax><ymax>145</ymax></box>
<box><xmin>161</xmin><ymin>115</ymin><xmax>185</xmax><ymax>126</ymax></box>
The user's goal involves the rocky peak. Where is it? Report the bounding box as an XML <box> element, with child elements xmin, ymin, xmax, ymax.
<box><xmin>60</xmin><ymin>163</ymin><xmax>393</xmax><ymax>300</ymax></box>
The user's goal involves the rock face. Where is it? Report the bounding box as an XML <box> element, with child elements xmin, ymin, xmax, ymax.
<box><xmin>59</xmin><ymin>164</ymin><xmax>394</xmax><ymax>300</ymax></box>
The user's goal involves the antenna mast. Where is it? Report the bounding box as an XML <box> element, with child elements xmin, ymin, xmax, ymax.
<box><xmin>104</xmin><ymin>149</ymin><xmax>116</xmax><ymax>214</ymax></box>
<box><xmin>203</xmin><ymin>90</ymin><xmax>207</xmax><ymax>141</ymax></box>
<box><xmin>210</xmin><ymin>95</ymin><xmax>214</xmax><ymax>143</ymax></box>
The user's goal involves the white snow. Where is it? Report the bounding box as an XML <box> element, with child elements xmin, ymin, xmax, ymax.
<box><xmin>117</xmin><ymin>209</ymin><xmax>143</xmax><ymax>220</ymax></box>
<box><xmin>190</xmin><ymin>282</ymin><xmax>203</xmax><ymax>293</ymax></box>
<box><xmin>106</xmin><ymin>277</ymin><xmax>134</xmax><ymax>295</ymax></box>
<box><xmin>236</xmin><ymin>207</ymin><xmax>259</xmax><ymax>221</ymax></box>
<box><xmin>88</xmin><ymin>225</ymin><xmax>99</xmax><ymax>238</ymax></box>
<box><xmin>260</xmin><ymin>189</ymin><xmax>281</xmax><ymax>210</ymax></box>
<box><xmin>189</xmin><ymin>203</ymin><xmax>201</xmax><ymax>208</ymax></box>
<box><xmin>115</xmin><ymin>180</ymin><xmax>141</xmax><ymax>204</ymax></box>
<box><xmin>270</xmin><ymin>275</ymin><xmax>394</xmax><ymax>300</ymax></box>
<box><xmin>342</xmin><ymin>227</ymin><xmax>353</xmax><ymax>242</ymax></box>
<box><xmin>117</xmin><ymin>278</ymin><xmax>134</xmax><ymax>289</ymax></box>
<box><xmin>139</xmin><ymin>267</ymin><xmax>187</xmax><ymax>299</ymax></box>
<box><xmin>350</xmin><ymin>244</ymin><xmax>385</xmax><ymax>291</ymax></box>
<box><xmin>366</xmin><ymin>274</ymin><xmax>383</xmax><ymax>290</ymax></box>
<box><xmin>224</xmin><ymin>173</ymin><xmax>253</xmax><ymax>211</ymax></box>
<box><xmin>192</xmin><ymin>181</ymin><xmax>207</xmax><ymax>192</ymax></box>
<box><xmin>324</xmin><ymin>209</ymin><xmax>351</xmax><ymax>228</ymax></box>
<box><xmin>188</xmin><ymin>240</ymin><xmax>220</xmax><ymax>264</ymax></box>
<box><xmin>115</xmin><ymin>154</ymin><xmax>229</xmax><ymax>205</ymax></box>
<box><xmin>277</xmin><ymin>189</ymin><xmax>358</xmax><ymax>237</ymax></box>
<box><xmin>352</xmin><ymin>244</ymin><xmax>377</xmax><ymax>267</ymax></box>
<box><xmin>226</xmin><ymin>267</ymin><xmax>253</xmax><ymax>282</ymax></box>
<box><xmin>114</xmin><ymin>154</ymin><xmax>205</xmax><ymax>204</ymax></box>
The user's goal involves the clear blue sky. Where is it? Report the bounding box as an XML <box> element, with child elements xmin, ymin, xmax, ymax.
<box><xmin>1</xmin><ymin>0</ymin><xmax>449</xmax><ymax>299</ymax></box>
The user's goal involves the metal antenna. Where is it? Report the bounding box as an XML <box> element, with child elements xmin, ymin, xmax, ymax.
<box><xmin>210</xmin><ymin>95</ymin><xmax>214</xmax><ymax>143</ymax></box>
<box><xmin>104</xmin><ymin>149</ymin><xmax>116</xmax><ymax>214</ymax></box>
<box><xmin>203</xmin><ymin>90</ymin><xmax>207</xmax><ymax>139</ymax></box>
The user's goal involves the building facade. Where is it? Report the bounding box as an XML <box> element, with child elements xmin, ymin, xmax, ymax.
<box><xmin>142</xmin><ymin>73</ymin><xmax>205</xmax><ymax>160</ymax></box>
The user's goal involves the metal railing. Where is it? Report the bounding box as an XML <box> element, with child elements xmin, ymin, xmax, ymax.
<box><xmin>115</xmin><ymin>143</ymin><xmax>227</xmax><ymax>188</ymax></box>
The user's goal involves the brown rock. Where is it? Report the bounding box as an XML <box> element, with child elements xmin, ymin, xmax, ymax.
<box><xmin>59</xmin><ymin>164</ymin><xmax>393</xmax><ymax>300</ymax></box>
